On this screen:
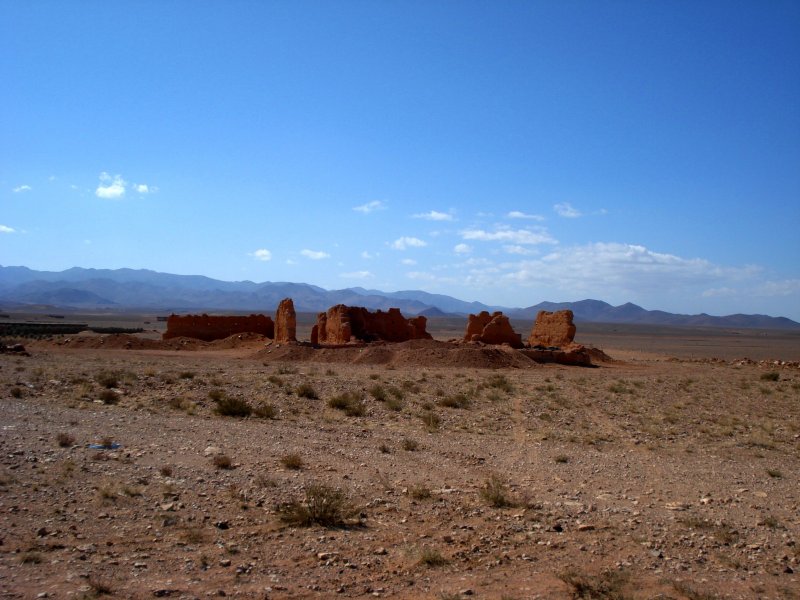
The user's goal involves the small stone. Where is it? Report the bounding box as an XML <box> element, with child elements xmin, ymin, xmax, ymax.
<box><xmin>219</xmin><ymin>558</ymin><xmax>231</xmax><ymax>567</ymax></box>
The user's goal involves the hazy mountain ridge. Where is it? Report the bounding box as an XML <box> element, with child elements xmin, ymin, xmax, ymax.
<box><xmin>1</xmin><ymin>266</ymin><xmax>797</xmax><ymax>330</ymax></box>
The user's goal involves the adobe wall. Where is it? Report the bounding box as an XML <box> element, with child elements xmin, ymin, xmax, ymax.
<box><xmin>311</xmin><ymin>305</ymin><xmax>432</xmax><ymax>345</ymax></box>
<box><xmin>163</xmin><ymin>314</ymin><xmax>274</xmax><ymax>342</ymax></box>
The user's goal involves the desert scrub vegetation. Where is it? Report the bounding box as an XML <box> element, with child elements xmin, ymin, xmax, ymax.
<box><xmin>56</xmin><ymin>432</ymin><xmax>75</xmax><ymax>447</ymax></box>
<box><xmin>438</xmin><ymin>392</ymin><xmax>471</xmax><ymax>409</ymax></box>
<box><xmin>484</xmin><ymin>373</ymin><xmax>514</xmax><ymax>393</ymax></box>
<box><xmin>420</xmin><ymin>410</ymin><xmax>441</xmax><ymax>431</ymax></box>
<box><xmin>418</xmin><ymin>547</ymin><xmax>448</xmax><ymax>567</ymax></box>
<box><xmin>480</xmin><ymin>474</ymin><xmax>515</xmax><ymax>508</ymax></box>
<box><xmin>213</xmin><ymin>395</ymin><xmax>252</xmax><ymax>417</ymax></box>
<box><xmin>98</xmin><ymin>389</ymin><xmax>120</xmax><ymax>405</ymax></box>
<box><xmin>328</xmin><ymin>391</ymin><xmax>366</xmax><ymax>416</ymax></box>
<box><xmin>559</xmin><ymin>567</ymin><xmax>630</xmax><ymax>599</ymax></box>
<box><xmin>276</xmin><ymin>483</ymin><xmax>358</xmax><ymax>527</ymax></box>
<box><xmin>280</xmin><ymin>453</ymin><xmax>304</xmax><ymax>470</ymax></box>
<box><xmin>295</xmin><ymin>382</ymin><xmax>318</xmax><ymax>399</ymax></box>
<box><xmin>212</xmin><ymin>454</ymin><xmax>233</xmax><ymax>470</ymax></box>
<box><xmin>253</xmin><ymin>401</ymin><xmax>277</xmax><ymax>419</ymax></box>
<box><xmin>760</xmin><ymin>371</ymin><xmax>780</xmax><ymax>382</ymax></box>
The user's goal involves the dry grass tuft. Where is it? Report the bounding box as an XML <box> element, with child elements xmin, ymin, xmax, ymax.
<box><xmin>276</xmin><ymin>483</ymin><xmax>358</xmax><ymax>527</ymax></box>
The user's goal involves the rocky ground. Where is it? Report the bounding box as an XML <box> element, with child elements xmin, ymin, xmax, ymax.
<box><xmin>0</xmin><ymin>333</ymin><xmax>798</xmax><ymax>599</ymax></box>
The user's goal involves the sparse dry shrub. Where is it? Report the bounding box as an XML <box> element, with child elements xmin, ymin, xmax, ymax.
<box><xmin>179</xmin><ymin>371</ymin><xmax>195</xmax><ymax>379</ymax></box>
<box><xmin>385</xmin><ymin>396</ymin><xmax>404</xmax><ymax>411</ymax></box>
<box><xmin>296</xmin><ymin>383</ymin><xmax>318</xmax><ymax>399</ymax></box>
<box><xmin>402</xmin><ymin>438</ymin><xmax>419</xmax><ymax>451</ymax></box>
<box><xmin>95</xmin><ymin>370</ymin><xmax>119</xmax><ymax>389</ymax></box>
<box><xmin>253</xmin><ymin>402</ymin><xmax>277</xmax><ymax>419</ymax></box>
<box><xmin>57</xmin><ymin>432</ymin><xmax>75</xmax><ymax>447</ymax></box>
<box><xmin>159</xmin><ymin>465</ymin><xmax>173</xmax><ymax>477</ymax></box>
<box><xmin>410</xmin><ymin>485</ymin><xmax>431</xmax><ymax>500</ymax></box>
<box><xmin>480</xmin><ymin>474</ymin><xmax>515</xmax><ymax>508</ymax></box>
<box><xmin>99</xmin><ymin>389</ymin><xmax>119</xmax><ymax>404</ymax></box>
<box><xmin>267</xmin><ymin>374</ymin><xmax>284</xmax><ymax>386</ymax></box>
<box><xmin>760</xmin><ymin>372</ymin><xmax>780</xmax><ymax>382</ymax></box>
<box><xmin>485</xmin><ymin>373</ymin><xmax>514</xmax><ymax>393</ymax></box>
<box><xmin>208</xmin><ymin>388</ymin><xmax>225</xmax><ymax>401</ymax></box>
<box><xmin>420</xmin><ymin>411</ymin><xmax>440</xmax><ymax>431</ymax></box>
<box><xmin>214</xmin><ymin>396</ymin><xmax>252</xmax><ymax>417</ymax></box>
<box><xmin>213</xmin><ymin>454</ymin><xmax>233</xmax><ymax>470</ymax></box>
<box><xmin>10</xmin><ymin>386</ymin><xmax>23</xmax><ymax>398</ymax></box>
<box><xmin>369</xmin><ymin>384</ymin><xmax>387</xmax><ymax>401</ymax></box>
<box><xmin>328</xmin><ymin>391</ymin><xmax>366</xmax><ymax>416</ymax></box>
<box><xmin>559</xmin><ymin>567</ymin><xmax>630</xmax><ymax>599</ymax></box>
<box><xmin>280</xmin><ymin>453</ymin><xmax>304</xmax><ymax>470</ymax></box>
<box><xmin>439</xmin><ymin>392</ymin><xmax>470</xmax><ymax>409</ymax></box>
<box><xmin>276</xmin><ymin>483</ymin><xmax>358</xmax><ymax>527</ymax></box>
<box><xmin>419</xmin><ymin>547</ymin><xmax>447</xmax><ymax>567</ymax></box>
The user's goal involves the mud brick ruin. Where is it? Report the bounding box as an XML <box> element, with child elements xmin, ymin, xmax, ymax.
<box><xmin>528</xmin><ymin>309</ymin><xmax>577</xmax><ymax>347</ymax></box>
<box><xmin>163</xmin><ymin>314</ymin><xmax>274</xmax><ymax>342</ymax></box>
<box><xmin>311</xmin><ymin>305</ymin><xmax>431</xmax><ymax>345</ymax></box>
<box><xmin>463</xmin><ymin>311</ymin><xmax>523</xmax><ymax>348</ymax></box>
<box><xmin>274</xmin><ymin>298</ymin><xmax>297</xmax><ymax>343</ymax></box>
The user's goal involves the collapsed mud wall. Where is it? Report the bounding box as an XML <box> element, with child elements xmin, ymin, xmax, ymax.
<box><xmin>528</xmin><ymin>310</ymin><xmax>576</xmax><ymax>348</ymax></box>
<box><xmin>274</xmin><ymin>298</ymin><xmax>297</xmax><ymax>343</ymax></box>
<box><xmin>463</xmin><ymin>311</ymin><xmax>523</xmax><ymax>348</ymax></box>
<box><xmin>311</xmin><ymin>305</ymin><xmax>431</xmax><ymax>345</ymax></box>
<box><xmin>163</xmin><ymin>314</ymin><xmax>274</xmax><ymax>342</ymax></box>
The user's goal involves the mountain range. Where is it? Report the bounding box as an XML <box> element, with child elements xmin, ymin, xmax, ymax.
<box><xmin>1</xmin><ymin>265</ymin><xmax>798</xmax><ymax>330</ymax></box>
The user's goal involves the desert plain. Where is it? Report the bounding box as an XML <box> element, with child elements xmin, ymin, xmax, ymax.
<box><xmin>1</xmin><ymin>315</ymin><xmax>799</xmax><ymax>599</ymax></box>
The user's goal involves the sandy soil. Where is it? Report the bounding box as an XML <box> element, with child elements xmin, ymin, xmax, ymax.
<box><xmin>1</xmin><ymin>330</ymin><xmax>798</xmax><ymax>599</ymax></box>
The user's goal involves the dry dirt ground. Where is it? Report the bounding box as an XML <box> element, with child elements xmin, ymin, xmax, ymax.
<box><xmin>1</xmin><ymin>328</ymin><xmax>799</xmax><ymax>600</ymax></box>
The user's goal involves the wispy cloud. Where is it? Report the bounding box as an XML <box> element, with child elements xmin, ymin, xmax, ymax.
<box><xmin>250</xmin><ymin>249</ymin><xmax>272</xmax><ymax>261</ymax></box>
<box><xmin>353</xmin><ymin>200</ymin><xmax>386</xmax><ymax>214</ymax></box>
<box><xmin>361</xmin><ymin>250</ymin><xmax>377</xmax><ymax>259</ymax></box>
<box><xmin>340</xmin><ymin>270</ymin><xmax>374</xmax><ymax>279</ymax></box>
<box><xmin>413</xmin><ymin>210</ymin><xmax>453</xmax><ymax>221</ymax></box>
<box><xmin>135</xmin><ymin>183</ymin><xmax>157</xmax><ymax>194</ymax></box>
<box><xmin>301</xmin><ymin>249</ymin><xmax>331</xmax><ymax>260</ymax></box>
<box><xmin>503</xmin><ymin>244</ymin><xmax>538</xmax><ymax>256</ymax></box>
<box><xmin>507</xmin><ymin>210</ymin><xmax>544</xmax><ymax>221</ymax></box>
<box><xmin>95</xmin><ymin>172</ymin><xmax>126</xmax><ymax>199</ymax></box>
<box><xmin>553</xmin><ymin>202</ymin><xmax>581</xmax><ymax>218</ymax></box>
<box><xmin>0</xmin><ymin>224</ymin><xmax>16</xmax><ymax>233</ymax></box>
<box><xmin>12</xmin><ymin>185</ymin><xmax>31</xmax><ymax>193</ymax></box>
<box><xmin>453</xmin><ymin>243</ymin><xmax>471</xmax><ymax>254</ymax></box>
<box><xmin>503</xmin><ymin>243</ymin><xmax>731</xmax><ymax>293</ymax></box>
<box><xmin>390</xmin><ymin>236</ymin><xmax>427</xmax><ymax>250</ymax></box>
<box><xmin>461</xmin><ymin>227</ymin><xmax>556</xmax><ymax>245</ymax></box>
<box><xmin>401</xmin><ymin>258</ymin><xmax>417</xmax><ymax>265</ymax></box>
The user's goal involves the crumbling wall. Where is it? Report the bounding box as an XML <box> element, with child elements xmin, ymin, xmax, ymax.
<box><xmin>311</xmin><ymin>305</ymin><xmax>432</xmax><ymax>345</ymax></box>
<box><xmin>163</xmin><ymin>314</ymin><xmax>274</xmax><ymax>342</ymax></box>
<box><xmin>527</xmin><ymin>309</ymin><xmax>576</xmax><ymax>347</ymax></box>
<box><xmin>463</xmin><ymin>311</ymin><xmax>523</xmax><ymax>348</ymax></box>
<box><xmin>274</xmin><ymin>298</ymin><xmax>297</xmax><ymax>343</ymax></box>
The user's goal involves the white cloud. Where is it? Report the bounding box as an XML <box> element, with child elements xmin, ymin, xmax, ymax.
<box><xmin>12</xmin><ymin>185</ymin><xmax>31</xmax><ymax>193</ymax></box>
<box><xmin>134</xmin><ymin>183</ymin><xmax>158</xmax><ymax>194</ymax></box>
<box><xmin>503</xmin><ymin>245</ymin><xmax>538</xmax><ymax>256</ymax></box>
<box><xmin>301</xmin><ymin>249</ymin><xmax>331</xmax><ymax>260</ymax></box>
<box><xmin>353</xmin><ymin>200</ymin><xmax>386</xmax><ymax>214</ymax></box>
<box><xmin>554</xmin><ymin>202</ymin><xmax>581</xmax><ymax>218</ymax></box>
<box><xmin>507</xmin><ymin>210</ymin><xmax>544</xmax><ymax>221</ymax></box>
<box><xmin>390</xmin><ymin>236</ymin><xmax>427</xmax><ymax>250</ymax></box>
<box><xmin>286</xmin><ymin>259</ymin><xmax>297</xmax><ymax>265</ymax></box>
<box><xmin>95</xmin><ymin>172</ymin><xmax>126</xmax><ymax>199</ymax></box>
<box><xmin>401</xmin><ymin>258</ymin><xmax>417</xmax><ymax>265</ymax></box>
<box><xmin>461</xmin><ymin>227</ymin><xmax>557</xmax><ymax>245</ymax></box>
<box><xmin>413</xmin><ymin>210</ymin><xmax>453</xmax><ymax>221</ymax></box>
<box><xmin>0</xmin><ymin>224</ymin><xmax>16</xmax><ymax>233</ymax></box>
<box><xmin>340</xmin><ymin>270</ymin><xmax>374</xmax><ymax>279</ymax></box>
<box><xmin>250</xmin><ymin>248</ymin><xmax>272</xmax><ymax>261</ymax></box>
<box><xmin>503</xmin><ymin>243</ymin><xmax>731</xmax><ymax>294</ymax></box>
<box><xmin>453</xmin><ymin>243</ymin><xmax>471</xmax><ymax>254</ymax></box>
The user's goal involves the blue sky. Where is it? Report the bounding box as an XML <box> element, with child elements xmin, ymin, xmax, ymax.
<box><xmin>2</xmin><ymin>1</ymin><xmax>799</xmax><ymax>319</ymax></box>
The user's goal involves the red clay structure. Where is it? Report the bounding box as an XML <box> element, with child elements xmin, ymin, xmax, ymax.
<box><xmin>527</xmin><ymin>309</ymin><xmax>577</xmax><ymax>347</ymax></box>
<box><xmin>163</xmin><ymin>314</ymin><xmax>274</xmax><ymax>342</ymax></box>
<box><xmin>311</xmin><ymin>305</ymin><xmax>431</xmax><ymax>345</ymax></box>
<box><xmin>274</xmin><ymin>298</ymin><xmax>297</xmax><ymax>343</ymax></box>
<box><xmin>463</xmin><ymin>311</ymin><xmax>523</xmax><ymax>348</ymax></box>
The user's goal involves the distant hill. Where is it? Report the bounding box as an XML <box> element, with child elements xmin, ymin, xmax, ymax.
<box><xmin>1</xmin><ymin>265</ymin><xmax>798</xmax><ymax>330</ymax></box>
